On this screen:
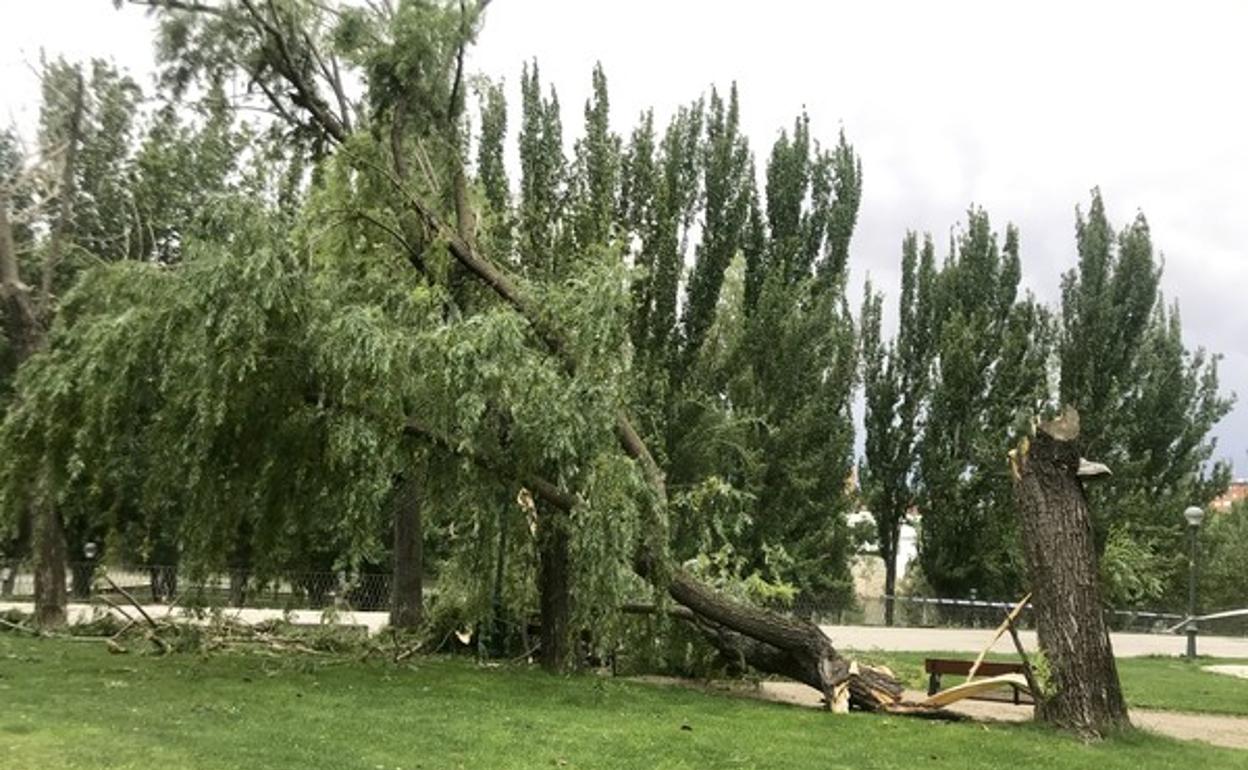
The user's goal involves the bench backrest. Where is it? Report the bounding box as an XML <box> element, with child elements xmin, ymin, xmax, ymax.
<box><xmin>925</xmin><ymin>658</ymin><xmax>1024</xmax><ymax>677</ymax></box>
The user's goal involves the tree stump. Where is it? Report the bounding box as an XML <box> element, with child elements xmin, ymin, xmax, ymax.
<box><xmin>1010</xmin><ymin>407</ymin><xmax>1128</xmax><ymax>736</ymax></box>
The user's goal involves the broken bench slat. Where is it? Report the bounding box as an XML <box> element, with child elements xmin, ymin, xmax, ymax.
<box><xmin>925</xmin><ymin>658</ymin><xmax>1034</xmax><ymax>705</ymax></box>
<box><xmin>921</xmin><ymin>673</ymin><xmax>1031</xmax><ymax>708</ymax></box>
<box><xmin>965</xmin><ymin>592</ymin><xmax>1031</xmax><ymax>682</ymax></box>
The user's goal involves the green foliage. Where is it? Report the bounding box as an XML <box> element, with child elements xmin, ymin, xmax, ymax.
<box><xmin>5</xmin><ymin>2</ymin><xmax>1229</xmax><ymax>680</ymax></box>
<box><xmin>1201</xmin><ymin>502</ymin><xmax>1248</xmax><ymax>613</ymax></box>
<box><xmin>860</xmin><ymin>232</ymin><xmax>937</xmax><ymax>594</ymax></box>
<box><xmin>1059</xmin><ymin>189</ymin><xmax>1234</xmax><ymax>607</ymax></box>
<box><xmin>129</xmin><ymin>80</ymin><xmax>248</xmax><ymax>263</ymax></box>
<box><xmin>1099</xmin><ymin>525</ymin><xmax>1167</xmax><ymax>607</ymax></box>
<box><xmin>685</xmin><ymin>543</ymin><xmax>797</xmax><ymax>609</ymax></box>
<box><xmin>679</xmin><ymin>85</ymin><xmax>751</xmax><ymax>374</ymax></box>
<box><xmin>917</xmin><ymin>210</ymin><xmax>1053</xmax><ymax>599</ymax></box>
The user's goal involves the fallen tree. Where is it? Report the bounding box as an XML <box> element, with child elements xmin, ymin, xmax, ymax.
<box><xmin>404</xmin><ymin>419</ymin><xmax>904</xmax><ymax>710</ymax></box>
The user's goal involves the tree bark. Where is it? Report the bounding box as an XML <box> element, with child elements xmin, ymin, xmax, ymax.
<box><xmin>33</xmin><ymin>505</ymin><xmax>68</xmax><ymax>627</ymax></box>
<box><xmin>883</xmin><ymin>538</ymin><xmax>898</xmax><ymax>627</ymax></box>
<box><xmin>228</xmin><ymin>566</ymin><xmax>249</xmax><ymax>608</ymax></box>
<box><xmin>1011</xmin><ymin>408</ymin><xmax>1129</xmax><ymax>736</ymax></box>
<box><xmin>537</xmin><ymin>504</ymin><xmax>572</xmax><ymax>672</ymax></box>
<box><xmin>488</xmin><ymin>505</ymin><xmax>508</xmax><ymax>653</ymax></box>
<box><xmin>5</xmin><ymin>183</ymin><xmax>68</xmax><ymax>628</ymax></box>
<box><xmin>390</xmin><ymin>475</ymin><xmax>424</xmax><ymax>629</ymax></box>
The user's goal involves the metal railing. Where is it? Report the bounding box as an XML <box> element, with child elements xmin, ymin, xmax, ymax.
<box><xmin>2</xmin><ymin>559</ymin><xmax>1242</xmax><ymax>637</ymax></box>
<box><xmin>787</xmin><ymin>594</ymin><xmax>1240</xmax><ymax>635</ymax></box>
<box><xmin>0</xmin><ymin>561</ymin><xmax>394</xmax><ymax>612</ymax></box>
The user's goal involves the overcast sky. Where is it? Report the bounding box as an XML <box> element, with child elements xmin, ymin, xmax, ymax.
<box><xmin>3</xmin><ymin>1</ymin><xmax>1245</xmax><ymax>475</ymax></box>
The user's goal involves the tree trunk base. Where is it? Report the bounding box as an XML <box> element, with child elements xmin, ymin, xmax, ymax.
<box><xmin>538</xmin><ymin>507</ymin><xmax>572</xmax><ymax>672</ymax></box>
<box><xmin>33</xmin><ymin>506</ymin><xmax>68</xmax><ymax>629</ymax></box>
<box><xmin>390</xmin><ymin>476</ymin><xmax>424</xmax><ymax>630</ymax></box>
<box><xmin>1012</xmin><ymin>408</ymin><xmax>1129</xmax><ymax>737</ymax></box>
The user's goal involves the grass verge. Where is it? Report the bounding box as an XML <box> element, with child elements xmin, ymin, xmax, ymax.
<box><xmin>1</xmin><ymin>636</ymin><xmax>1246</xmax><ymax>769</ymax></box>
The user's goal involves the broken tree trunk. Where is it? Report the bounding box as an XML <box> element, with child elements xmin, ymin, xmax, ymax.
<box><xmin>4</xmin><ymin>189</ymin><xmax>67</xmax><ymax>628</ymax></box>
<box><xmin>394</xmin><ymin>185</ymin><xmax>907</xmax><ymax>705</ymax></box>
<box><xmin>406</xmin><ymin>418</ymin><xmax>904</xmax><ymax>709</ymax></box>
<box><xmin>1010</xmin><ymin>407</ymin><xmax>1129</xmax><ymax>736</ymax></box>
<box><xmin>666</xmin><ymin>571</ymin><xmax>903</xmax><ymax>709</ymax></box>
<box><xmin>621</xmin><ymin>599</ymin><xmax>904</xmax><ymax>711</ymax></box>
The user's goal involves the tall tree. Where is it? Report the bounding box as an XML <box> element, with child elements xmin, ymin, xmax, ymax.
<box><xmin>14</xmin><ymin>0</ymin><xmax>910</xmax><ymax>709</ymax></box>
<box><xmin>0</xmin><ymin>63</ymin><xmax>90</xmax><ymax>626</ymax></box>
<box><xmin>516</xmin><ymin>60</ymin><xmax>578</xmax><ymax>670</ymax></box>
<box><xmin>918</xmin><ymin>210</ymin><xmax>1052</xmax><ymax>599</ymax></box>
<box><xmin>678</xmin><ymin>85</ymin><xmax>750</xmax><ymax>375</ymax></box>
<box><xmin>860</xmin><ymin>232</ymin><xmax>936</xmax><ymax>625</ymax></box>
<box><xmin>1058</xmin><ymin>189</ymin><xmax>1233</xmax><ymax>607</ymax></box>
<box><xmin>724</xmin><ymin>121</ymin><xmax>861</xmax><ymax>601</ymax></box>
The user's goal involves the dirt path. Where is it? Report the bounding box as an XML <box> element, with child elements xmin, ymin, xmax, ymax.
<box><xmin>631</xmin><ymin>677</ymin><xmax>1248</xmax><ymax>750</ymax></box>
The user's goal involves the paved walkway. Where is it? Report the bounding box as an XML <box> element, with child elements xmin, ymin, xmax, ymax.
<box><xmin>0</xmin><ymin>601</ymin><xmax>393</xmax><ymax>635</ymax></box>
<box><xmin>636</xmin><ymin>677</ymin><xmax>1248</xmax><ymax>750</ymax></box>
<box><xmin>820</xmin><ymin>624</ymin><xmax>1248</xmax><ymax>658</ymax></box>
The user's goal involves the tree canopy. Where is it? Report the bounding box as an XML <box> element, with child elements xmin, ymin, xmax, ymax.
<box><xmin>0</xmin><ymin>0</ymin><xmax>1234</xmax><ymax>676</ymax></box>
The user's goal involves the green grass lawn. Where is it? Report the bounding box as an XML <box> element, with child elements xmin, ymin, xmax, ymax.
<box><xmin>847</xmin><ymin>649</ymin><xmax>1248</xmax><ymax>717</ymax></box>
<box><xmin>2</xmin><ymin>636</ymin><xmax>1246</xmax><ymax>769</ymax></box>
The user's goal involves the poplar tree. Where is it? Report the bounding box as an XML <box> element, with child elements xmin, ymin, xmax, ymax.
<box><xmin>860</xmin><ymin>232</ymin><xmax>936</xmax><ymax>624</ymax></box>
<box><xmin>917</xmin><ymin>211</ymin><xmax>1052</xmax><ymax>599</ymax></box>
<box><xmin>1058</xmin><ymin>189</ymin><xmax>1233</xmax><ymax>606</ymax></box>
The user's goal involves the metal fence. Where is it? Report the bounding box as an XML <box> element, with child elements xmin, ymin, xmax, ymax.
<box><xmin>786</xmin><ymin>594</ymin><xmax>1246</xmax><ymax>636</ymax></box>
<box><xmin>3</xmin><ymin>560</ymin><xmax>1244</xmax><ymax>637</ymax></box>
<box><xmin>0</xmin><ymin>561</ymin><xmax>393</xmax><ymax>612</ymax></box>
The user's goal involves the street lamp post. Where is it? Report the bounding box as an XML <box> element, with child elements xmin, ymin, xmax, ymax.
<box><xmin>1183</xmin><ymin>506</ymin><xmax>1204</xmax><ymax>660</ymax></box>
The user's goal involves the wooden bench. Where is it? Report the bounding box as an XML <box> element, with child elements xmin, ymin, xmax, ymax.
<box><xmin>924</xmin><ymin>658</ymin><xmax>1033</xmax><ymax>704</ymax></box>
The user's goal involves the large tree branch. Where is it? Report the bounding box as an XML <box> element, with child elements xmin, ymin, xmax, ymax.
<box><xmin>125</xmin><ymin>0</ymin><xmax>231</xmax><ymax>17</ymax></box>
<box><xmin>369</xmin><ymin>156</ymin><xmax>669</xmax><ymax>504</ymax></box>
<box><xmin>302</xmin><ymin>26</ymin><xmax>352</xmax><ymax>135</ymax></box>
<box><xmin>238</xmin><ymin>0</ymin><xmax>348</xmax><ymax>143</ymax></box>
<box><xmin>0</xmin><ymin>187</ymin><xmax>43</xmax><ymax>354</ymax></box>
<box><xmin>401</xmin><ymin>414</ymin><xmax>906</xmax><ymax>711</ymax></box>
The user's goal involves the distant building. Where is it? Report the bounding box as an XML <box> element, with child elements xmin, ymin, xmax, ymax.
<box><xmin>848</xmin><ymin>509</ymin><xmax>918</xmax><ymax>597</ymax></box>
<box><xmin>1211</xmin><ymin>479</ymin><xmax>1248</xmax><ymax>512</ymax></box>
